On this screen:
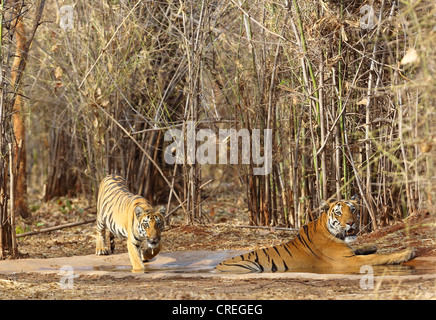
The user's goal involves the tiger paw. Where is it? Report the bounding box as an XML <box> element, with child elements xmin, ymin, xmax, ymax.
<box><xmin>95</xmin><ymin>248</ymin><xmax>111</xmax><ymax>255</ymax></box>
<box><xmin>390</xmin><ymin>247</ymin><xmax>415</xmax><ymax>264</ymax></box>
<box><xmin>400</xmin><ymin>248</ymin><xmax>415</xmax><ymax>262</ymax></box>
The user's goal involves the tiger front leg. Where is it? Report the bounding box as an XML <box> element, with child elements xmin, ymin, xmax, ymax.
<box><xmin>353</xmin><ymin>244</ymin><xmax>377</xmax><ymax>255</ymax></box>
<box><xmin>347</xmin><ymin>248</ymin><xmax>415</xmax><ymax>266</ymax></box>
<box><xmin>127</xmin><ymin>239</ymin><xmax>145</xmax><ymax>272</ymax></box>
<box><xmin>95</xmin><ymin>225</ymin><xmax>111</xmax><ymax>255</ymax></box>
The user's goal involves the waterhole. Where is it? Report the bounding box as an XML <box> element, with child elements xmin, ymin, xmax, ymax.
<box><xmin>87</xmin><ymin>257</ymin><xmax>434</xmax><ymax>276</ymax></box>
<box><xmin>4</xmin><ymin>250</ymin><xmax>432</xmax><ymax>277</ymax></box>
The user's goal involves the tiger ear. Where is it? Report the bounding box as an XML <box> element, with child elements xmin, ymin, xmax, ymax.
<box><xmin>158</xmin><ymin>214</ymin><xmax>165</xmax><ymax>230</ymax></box>
<box><xmin>320</xmin><ymin>200</ymin><xmax>331</xmax><ymax>212</ymax></box>
<box><xmin>158</xmin><ymin>205</ymin><xmax>167</xmax><ymax>215</ymax></box>
<box><xmin>350</xmin><ymin>194</ymin><xmax>359</xmax><ymax>201</ymax></box>
<box><xmin>134</xmin><ymin>206</ymin><xmax>144</xmax><ymax>218</ymax></box>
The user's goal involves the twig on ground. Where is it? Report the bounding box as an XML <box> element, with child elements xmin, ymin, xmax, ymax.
<box><xmin>16</xmin><ymin>218</ymin><xmax>96</xmax><ymax>238</ymax></box>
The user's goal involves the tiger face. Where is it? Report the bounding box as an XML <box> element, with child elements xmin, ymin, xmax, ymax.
<box><xmin>135</xmin><ymin>207</ymin><xmax>165</xmax><ymax>249</ymax></box>
<box><xmin>325</xmin><ymin>199</ymin><xmax>359</xmax><ymax>243</ymax></box>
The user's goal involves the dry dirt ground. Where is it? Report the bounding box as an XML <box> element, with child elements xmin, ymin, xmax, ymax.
<box><xmin>0</xmin><ymin>193</ymin><xmax>435</xmax><ymax>300</ymax></box>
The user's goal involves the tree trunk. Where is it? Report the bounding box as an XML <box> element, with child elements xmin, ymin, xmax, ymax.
<box><xmin>10</xmin><ymin>13</ymin><xmax>31</xmax><ymax>220</ymax></box>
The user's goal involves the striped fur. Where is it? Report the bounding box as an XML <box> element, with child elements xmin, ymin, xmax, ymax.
<box><xmin>95</xmin><ymin>175</ymin><xmax>165</xmax><ymax>271</ymax></box>
<box><xmin>216</xmin><ymin>198</ymin><xmax>414</xmax><ymax>273</ymax></box>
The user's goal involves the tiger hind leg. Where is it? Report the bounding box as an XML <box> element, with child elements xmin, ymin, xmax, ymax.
<box><xmin>215</xmin><ymin>259</ymin><xmax>264</xmax><ymax>273</ymax></box>
<box><xmin>95</xmin><ymin>221</ymin><xmax>111</xmax><ymax>255</ymax></box>
<box><xmin>109</xmin><ymin>233</ymin><xmax>115</xmax><ymax>253</ymax></box>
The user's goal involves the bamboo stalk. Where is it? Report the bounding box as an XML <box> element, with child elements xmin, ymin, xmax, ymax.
<box><xmin>319</xmin><ymin>60</ymin><xmax>327</xmax><ymax>200</ymax></box>
<box><xmin>8</xmin><ymin>144</ymin><xmax>17</xmax><ymax>256</ymax></box>
<box><xmin>364</xmin><ymin>0</ymin><xmax>386</xmax><ymax>230</ymax></box>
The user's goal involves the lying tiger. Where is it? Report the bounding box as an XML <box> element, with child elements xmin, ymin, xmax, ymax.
<box><xmin>216</xmin><ymin>197</ymin><xmax>415</xmax><ymax>272</ymax></box>
<box><xmin>95</xmin><ymin>175</ymin><xmax>165</xmax><ymax>271</ymax></box>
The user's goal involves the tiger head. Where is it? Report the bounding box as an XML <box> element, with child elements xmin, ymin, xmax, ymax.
<box><xmin>323</xmin><ymin>196</ymin><xmax>359</xmax><ymax>243</ymax></box>
<box><xmin>134</xmin><ymin>206</ymin><xmax>165</xmax><ymax>249</ymax></box>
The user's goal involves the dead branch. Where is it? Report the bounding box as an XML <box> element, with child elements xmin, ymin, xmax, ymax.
<box><xmin>233</xmin><ymin>225</ymin><xmax>298</xmax><ymax>232</ymax></box>
<box><xmin>16</xmin><ymin>218</ymin><xmax>96</xmax><ymax>238</ymax></box>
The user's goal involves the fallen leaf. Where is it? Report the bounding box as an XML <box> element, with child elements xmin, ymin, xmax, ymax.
<box><xmin>400</xmin><ymin>48</ymin><xmax>419</xmax><ymax>65</ymax></box>
<box><xmin>357</xmin><ymin>98</ymin><xmax>368</xmax><ymax>106</ymax></box>
<box><xmin>54</xmin><ymin>66</ymin><xmax>63</xmax><ymax>80</ymax></box>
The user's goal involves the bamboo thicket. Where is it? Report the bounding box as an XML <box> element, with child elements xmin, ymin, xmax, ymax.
<box><xmin>18</xmin><ymin>0</ymin><xmax>436</xmax><ymax>231</ymax></box>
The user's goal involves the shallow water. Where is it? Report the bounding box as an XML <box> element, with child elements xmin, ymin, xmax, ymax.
<box><xmin>86</xmin><ymin>261</ymin><xmax>433</xmax><ymax>276</ymax></box>
<box><xmin>91</xmin><ymin>264</ymin><xmax>214</xmax><ymax>273</ymax></box>
<box><xmin>26</xmin><ymin>250</ymin><xmax>434</xmax><ymax>276</ymax></box>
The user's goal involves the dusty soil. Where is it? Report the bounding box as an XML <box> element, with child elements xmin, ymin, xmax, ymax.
<box><xmin>1</xmin><ymin>271</ymin><xmax>434</xmax><ymax>300</ymax></box>
<box><xmin>0</xmin><ymin>193</ymin><xmax>435</xmax><ymax>300</ymax></box>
